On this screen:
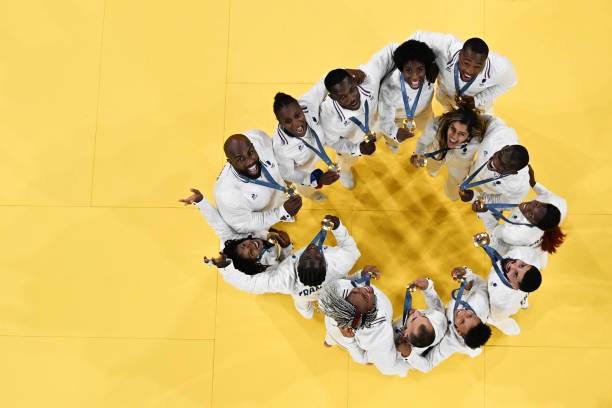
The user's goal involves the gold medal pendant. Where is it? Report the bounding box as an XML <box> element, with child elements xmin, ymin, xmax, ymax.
<box><xmin>321</xmin><ymin>217</ymin><xmax>334</xmax><ymax>231</ymax></box>
<box><xmin>328</xmin><ymin>162</ymin><xmax>340</xmax><ymax>173</ymax></box>
<box><xmin>363</xmin><ymin>130</ymin><xmax>376</xmax><ymax>143</ymax></box>
<box><xmin>401</xmin><ymin>118</ymin><xmax>417</xmax><ymax>132</ymax></box>
<box><xmin>473</xmin><ymin>232</ymin><xmax>490</xmax><ymax>247</ymax></box>
<box><xmin>284</xmin><ymin>182</ymin><xmax>299</xmax><ymax>198</ymax></box>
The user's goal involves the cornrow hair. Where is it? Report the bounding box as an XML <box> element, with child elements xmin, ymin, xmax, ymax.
<box><xmin>273</xmin><ymin>92</ymin><xmax>298</xmax><ymax>120</ymax></box>
<box><xmin>317</xmin><ymin>281</ymin><xmax>378</xmax><ymax>330</ymax></box>
<box><xmin>222</xmin><ymin>237</ymin><xmax>268</xmax><ymax>276</ymax></box>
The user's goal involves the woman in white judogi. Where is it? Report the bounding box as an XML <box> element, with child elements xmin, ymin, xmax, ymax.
<box><xmin>410</xmin><ymin>107</ymin><xmax>485</xmax><ymax>200</ymax></box>
<box><xmin>378</xmin><ymin>39</ymin><xmax>437</xmax><ymax>154</ymax></box>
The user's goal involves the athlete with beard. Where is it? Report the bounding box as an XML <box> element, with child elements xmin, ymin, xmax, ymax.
<box><xmin>214</xmin><ymin>130</ymin><xmax>302</xmax><ymax>234</ymax></box>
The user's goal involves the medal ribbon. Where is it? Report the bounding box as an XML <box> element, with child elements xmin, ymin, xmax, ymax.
<box><xmin>238</xmin><ymin>162</ymin><xmax>287</xmax><ymax>193</ymax></box>
<box><xmin>452</xmin><ymin>280</ymin><xmax>476</xmax><ymax>325</ymax></box>
<box><xmin>348</xmin><ymin>100</ymin><xmax>371</xmax><ymax>135</ymax></box>
<box><xmin>460</xmin><ymin>161</ymin><xmax>511</xmax><ymax>191</ymax></box>
<box><xmin>481</xmin><ymin>244</ymin><xmax>513</xmax><ymax>289</ymax></box>
<box><xmin>454</xmin><ymin>63</ymin><xmax>477</xmax><ymax>97</ymax></box>
<box><xmin>483</xmin><ymin>203</ymin><xmax>534</xmax><ymax>227</ymax></box>
<box><xmin>400</xmin><ymin>76</ymin><xmax>424</xmax><ymax>120</ymax></box>
<box><xmin>299</xmin><ymin>127</ymin><xmax>333</xmax><ymax>167</ymax></box>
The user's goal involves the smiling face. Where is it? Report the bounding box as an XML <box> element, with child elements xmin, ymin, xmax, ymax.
<box><xmin>502</xmin><ymin>258</ymin><xmax>533</xmax><ymax>290</ymax></box>
<box><xmin>225</xmin><ymin>135</ymin><xmax>260</xmax><ymax>179</ymax></box>
<box><xmin>276</xmin><ymin>101</ymin><xmax>307</xmax><ymax>137</ymax></box>
<box><xmin>487</xmin><ymin>145</ymin><xmax>517</xmax><ymax>175</ymax></box>
<box><xmin>458</xmin><ymin>48</ymin><xmax>486</xmax><ymax>82</ymax></box>
<box><xmin>519</xmin><ymin>200</ymin><xmax>548</xmax><ymax>225</ymax></box>
<box><xmin>346</xmin><ymin>285</ymin><xmax>375</xmax><ymax>314</ymax></box>
<box><xmin>401</xmin><ymin>60</ymin><xmax>426</xmax><ymax>90</ymax></box>
<box><xmin>235</xmin><ymin>238</ymin><xmax>264</xmax><ymax>261</ymax></box>
<box><xmin>404</xmin><ymin>309</ymin><xmax>434</xmax><ymax>340</ymax></box>
<box><xmin>329</xmin><ymin>77</ymin><xmax>361</xmax><ymax>110</ymax></box>
<box><xmin>454</xmin><ymin>308</ymin><xmax>481</xmax><ymax>337</ymax></box>
<box><xmin>446</xmin><ymin>121</ymin><xmax>470</xmax><ymax>148</ymax></box>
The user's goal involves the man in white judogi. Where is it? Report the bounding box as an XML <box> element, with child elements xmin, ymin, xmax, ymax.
<box><xmin>420</xmin><ymin>267</ymin><xmax>492</xmax><ymax>371</ymax></box>
<box><xmin>408</xmin><ymin>30</ymin><xmax>517</xmax><ymax>114</ymax></box>
<box><xmin>214</xmin><ymin>130</ymin><xmax>302</xmax><ymax>234</ymax></box>
<box><xmin>459</xmin><ymin>116</ymin><xmax>530</xmax><ymax>206</ymax></box>
<box><xmin>210</xmin><ymin>215</ymin><xmax>361</xmax><ymax>319</ymax></box>
<box><xmin>319</xmin><ymin>276</ymin><xmax>413</xmax><ymax>377</ymax></box>
<box><xmin>319</xmin><ymin>42</ymin><xmax>397</xmax><ymax>188</ymax></box>
<box><xmin>391</xmin><ymin>277</ymin><xmax>448</xmax><ymax>373</ymax></box>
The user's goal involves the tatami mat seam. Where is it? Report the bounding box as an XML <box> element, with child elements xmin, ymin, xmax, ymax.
<box><xmin>88</xmin><ymin>0</ymin><xmax>107</xmax><ymax>207</ymax></box>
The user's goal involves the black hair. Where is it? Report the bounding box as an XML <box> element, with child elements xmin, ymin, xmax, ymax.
<box><xmin>222</xmin><ymin>237</ymin><xmax>268</xmax><ymax>276</ymax></box>
<box><xmin>464</xmin><ymin>322</ymin><xmax>492</xmax><ymax>349</ymax></box>
<box><xmin>508</xmin><ymin>145</ymin><xmax>529</xmax><ymax>172</ymax></box>
<box><xmin>324</xmin><ymin>69</ymin><xmax>350</xmax><ymax>92</ymax></box>
<box><xmin>409</xmin><ymin>323</ymin><xmax>436</xmax><ymax>348</ymax></box>
<box><xmin>273</xmin><ymin>92</ymin><xmax>299</xmax><ymax>120</ymax></box>
<box><xmin>519</xmin><ymin>266</ymin><xmax>542</xmax><ymax>293</ymax></box>
<box><xmin>463</xmin><ymin>38</ymin><xmax>489</xmax><ymax>56</ymax></box>
<box><xmin>393</xmin><ymin>40</ymin><xmax>439</xmax><ymax>83</ymax></box>
<box><xmin>536</xmin><ymin>204</ymin><xmax>561</xmax><ymax>230</ymax></box>
<box><xmin>297</xmin><ymin>258</ymin><xmax>327</xmax><ymax>286</ymax></box>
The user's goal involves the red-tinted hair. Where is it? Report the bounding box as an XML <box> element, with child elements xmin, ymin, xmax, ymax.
<box><xmin>541</xmin><ymin>226</ymin><xmax>566</xmax><ymax>254</ymax></box>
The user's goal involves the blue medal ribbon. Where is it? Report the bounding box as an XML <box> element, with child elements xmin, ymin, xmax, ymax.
<box><xmin>348</xmin><ymin>100</ymin><xmax>371</xmax><ymax>135</ymax></box>
<box><xmin>238</xmin><ymin>162</ymin><xmax>287</xmax><ymax>193</ymax></box>
<box><xmin>460</xmin><ymin>161</ymin><xmax>511</xmax><ymax>191</ymax></box>
<box><xmin>483</xmin><ymin>203</ymin><xmax>534</xmax><ymax>227</ymax></box>
<box><xmin>454</xmin><ymin>63</ymin><xmax>477</xmax><ymax>97</ymax></box>
<box><xmin>401</xmin><ymin>287</ymin><xmax>413</xmax><ymax>326</ymax></box>
<box><xmin>351</xmin><ymin>273</ymin><xmax>371</xmax><ymax>287</ymax></box>
<box><xmin>399</xmin><ymin>76</ymin><xmax>424</xmax><ymax>120</ymax></box>
<box><xmin>481</xmin><ymin>244</ymin><xmax>513</xmax><ymax>289</ymax></box>
<box><xmin>299</xmin><ymin>127</ymin><xmax>333</xmax><ymax>167</ymax></box>
<box><xmin>452</xmin><ymin>280</ymin><xmax>476</xmax><ymax>325</ymax></box>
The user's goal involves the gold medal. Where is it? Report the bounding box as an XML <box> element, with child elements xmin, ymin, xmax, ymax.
<box><xmin>328</xmin><ymin>162</ymin><xmax>340</xmax><ymax>173</ymax></box>
<box><xmin>473</xmin><ymin>232</ymin><xmax>490</xmax><ymax>247</ymax></box>
<box><xmin>401</xmin><ymin>118</ymin><xmax>416</xmax><ymax>131</ymax></box>
<box><xmin>363</xmin><ymin>131</ymin><xmax>376</xmax><ymax>143</ymax></box>
<box><xmin>408</xmin><ymin>284</ymin><xmax>417</xmax><ymax>293</ymax></box>
<box><xmin>321</xmin><ymin>217</ymin><xmax>334</xmax><ymax>231</ymax></box>
<box><xmin>284</xmin><ymin>182</ymin><xmax>299</xmax><ymax>197</ymax></box>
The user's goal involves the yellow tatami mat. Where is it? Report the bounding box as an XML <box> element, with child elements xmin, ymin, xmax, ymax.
<box><xmin>2</xmin><ymin>0</ymin><xmax>611</xmax><ymax>407</ymax></box>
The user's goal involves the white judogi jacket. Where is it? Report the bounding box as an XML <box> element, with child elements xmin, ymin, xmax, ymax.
<box><xmin>469</xmin><ymin>116</ymin><xmax>529</xmax><ymax>204</ymax></box>
<box><xmin>480</xmin><ymin>182</ymin><xmax>568</xmax><ymax>266</ymax></box>
<box><xmin>214</xmin><ymin>129</ymin><xmax>292</xmax><ymax>234</ymax></box>
<box><xmin>378</xmin><ymin>69</ymin><xmax>435</xmax><ymax>141</ymax></box>
<box><xmin>408</xmin><ymin>31</ymin><xmax>517</xmax><ymax>109</ymax></box>
<box><xmin>486</xmin><ymin>246</ymin><xmax>541</xmax><ymax>334</ymax></box>
<box><xmin>319</xmin><ymin>42</ymin><xmax>397</xmax><ymax>156</ymax></box>
<box><xmin>414</xmin><ymin>116</ymin><xmax>481</xmax><ymax>170</ymax></box>
<box><xmin>422</xmin><ymin>269</ymin><xmax>490</xmax><ymax>370</ymax></box>
<box><xmin>217</xmin><ymin>221</ymin><xmax>360</xmax><ymax>309</ymax></box>
<box><xmin>391</xmin><ymin>278</ymin><xmax>448</xmax><ymax>373</ymax></box>
<box><xmin>324</xmin><ymin>282</ymin><xmax>411</xmax><ymax>377</ymax></box>
<box><xmin>273</xmin><ymin>79</ymin><xmax>331</xmax><ymax>187</ymax></box>
<box><xmin>194</xmin><ymin>195</ymin><xmax>292</xmax><ymax>270</ymax></box>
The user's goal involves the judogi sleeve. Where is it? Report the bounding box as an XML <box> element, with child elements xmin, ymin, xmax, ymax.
<box><xmin>473</xmin><ymin>55</ymin><xmax>517</xmax><ymax>107</ymax></box>
<box><xmin>414</xmin><ymin>118</ymin><xmax>438</xmax><ymax>155</ymax></box>
<box><xmin>217</xmin><ymin>259</ymin><xmax>295</xmax><ymax>294</ymax></box>
<box><xmin>323</xmin><ymin>222</ymin><xmax>361</xmax><ymax>279</ymax></box>
<box><xmin>194</xmin><ymin>195</ymin><xmax>238</xmax><ymax>242</ymax></box>
<box><xmin>408</xmin><ymin>31</ymin><xmax>460</xmax><ymax>61</ymax></box>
